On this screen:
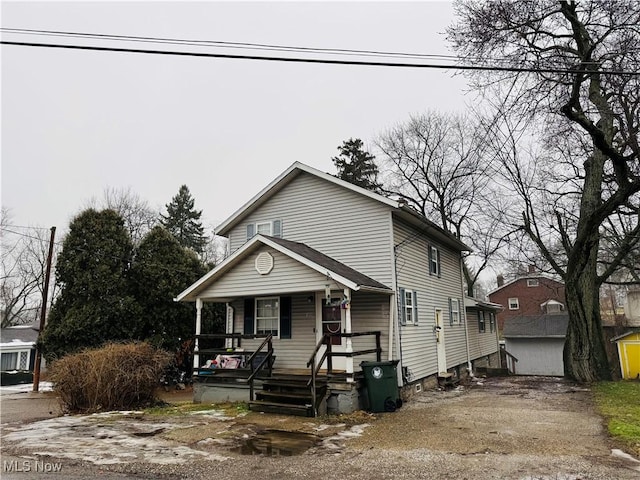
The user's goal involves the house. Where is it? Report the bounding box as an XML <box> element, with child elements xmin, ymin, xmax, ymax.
<box><xmin>502</xmin><ymin>314</ymin><xmax>569</xmax><ymax>376</ymax></box>
<box><xmin>0</xmin><ymin>322</ymin><xmax>39</xmax><ymax>385</ymax></box>
<box><xmin>487</xmin><ymin>266</ymin><xmax>566</xmax><ymax>334</ymax></box>
<box><xmin>464</xmin><ymin>297</ymin><xmax>502</xmax><ymax>371</ymax></box>
<box><xmin>177</xmin><ymin>162</ymin><xmax>500</xmax><ymax>415</ymax></box>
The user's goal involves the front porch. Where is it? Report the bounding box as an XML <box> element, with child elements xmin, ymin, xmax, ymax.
<box><xmin>192</xmin><ymin>332</ymin><xmax>383</xmax><ymax>416</ymax></box>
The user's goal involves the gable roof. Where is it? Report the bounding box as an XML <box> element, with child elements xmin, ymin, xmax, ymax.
<box><xmin>215</xmin><ymin>162</ymin><xmax>470</xmax><ymax>252</ymax></box>
<box><xmin>610</xmin><ymin>328</ymin><xmax>640</xmax><ymax>343</ymax></box>
<box><xmin>487</xmin><ymin>274</ymin><xmax>565</xmax><ymax>296</ymax></box>
<box><xmin>503</xmin><ymin>314</ymin><xmax>569</xmax><ymax>338</ymax></box>
<box><xmin>0</xmin><ymin>323</ymin><xmax>39</xmax><ymax>347</ymax></box>
<box><xmin>176</xmin><ymin>234</ymin><xmax>392</xmax><ymax>301</ymax></box>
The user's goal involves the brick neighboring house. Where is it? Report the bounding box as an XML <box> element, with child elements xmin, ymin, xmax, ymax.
<box><xmin>488</xmin><ymin>266</ymin><xmax>566</xmax><ymax>334</ymax></box>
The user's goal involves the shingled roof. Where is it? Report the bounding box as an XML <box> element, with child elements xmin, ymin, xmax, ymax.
<box><xmin>503</xmin><ymin>314</ymin><xmax>569</xmax><ymax>338</ymax></box>
<box><xmin>265</xmin><ymin>236</ymin><xmax>391</xmax><ymax>292</ymax></box>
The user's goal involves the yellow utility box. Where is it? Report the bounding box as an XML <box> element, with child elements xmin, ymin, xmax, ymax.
<box><xmin>612</xmin><ymin>331</ymin><xmax>640</xmax><ymax>380</ymax></box>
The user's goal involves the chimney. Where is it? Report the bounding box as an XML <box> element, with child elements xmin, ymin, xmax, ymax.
<box><xmin>497</xmin><ymin>274</ymin><xmax>504</xmax><ymax>288</ymax></box>
<box><xmin>528</xmin><ymin>264</ymin><xmax>536</xmax><ymax>274</ymax></box>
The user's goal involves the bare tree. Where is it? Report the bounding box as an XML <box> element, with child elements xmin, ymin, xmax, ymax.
<box><xmin>86</xmin><ymin>187</ymin><xmax>158</xmax><ymax>246</ymax></box>
<box><xmin>0</xmin><ymin>208</ymin><xmax>56</xmax><ymax>327</ymax></box>
<box><xmin>448</xmin><ymin>0</ymin><xmax>640</xmax><ymax>382</ymax></box>
<box><xmin>376</xmin><ymin>111</ymin><xmax>512</xmax><ymax>297</ymax></box>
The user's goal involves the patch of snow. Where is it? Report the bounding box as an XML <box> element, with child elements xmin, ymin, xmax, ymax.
<box><xmin>0</xmin><ymin>382</ymin><xmax>52</xmax><ymax>395</ymax></box>
<box><xmin>2</xmin><ymin>414</ymin><xmax>228</xmax><ymax>465</ymax></box>
<box><xmin>612</xmin><ymin>449</ymin><xmax>640</xmax><ymax>471</ymax></box>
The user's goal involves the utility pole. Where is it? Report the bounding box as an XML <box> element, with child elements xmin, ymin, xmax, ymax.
<box><xmin>32</xmin><ymin>226</ymin><xmax>56</xmax><ymax>393</ymax></box>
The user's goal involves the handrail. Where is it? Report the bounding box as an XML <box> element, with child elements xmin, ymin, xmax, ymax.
<box><xmin>500</xmin><ymin>344</ymin><xmax>519</xmax><ymax>375</ymax></box>
<box><xmin>306</xmin><ymin>330</ymin><xmax>382</xmax><ymax>416</ymax></box>
<box><xmin>245</xmin><ymin>334</ymin><xmax>273</xmax><ymax>400</ymax></box>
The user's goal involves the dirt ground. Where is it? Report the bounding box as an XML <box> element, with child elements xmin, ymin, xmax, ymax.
<box><xmin>1</xmin><ymin>376</ymin><xmax>639</xmax><ymax>479</ymax></box>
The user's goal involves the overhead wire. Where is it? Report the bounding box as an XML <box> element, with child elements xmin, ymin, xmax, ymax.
<box><xmin>1</xmin><ymin>28</ymin><xmax>637</xmax><ymax>75</ymax></box>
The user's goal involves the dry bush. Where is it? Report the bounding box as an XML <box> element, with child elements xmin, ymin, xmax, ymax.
<box><xmin>48</xmin><ymin>342</ymin><xmax>172</xmax><ymax>413</ymax></box>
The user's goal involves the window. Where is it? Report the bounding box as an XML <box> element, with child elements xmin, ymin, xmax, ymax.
<box><xmin>449</xmin><ymin>298</ymin><xmax>461</xmax><ymax>325</ymax></box>
<box><xmin>489</xmin><ymin>312</ymin><xmax>496</xmax><ymax>332</ymax></box>
<box><xmin>429</xmin><ymin>245</ymin><xmax>440</xmax><ymax>277</ymax></box>
<box><xmin>508</xmin><ymin>297</ymin><xmax>519</xmax><ymax>310</ymax></box>
<box><xmin>527</xmin><ymin>279</ymin><xmax>539</xmax><ymax>287</ymax></box>
<box><xmin>1</xmin><ymin>352</ymin><xmax>18</xmax><ymax>371</ymax></box>
<box><xmin>399</xmin><ymin>288</ymin><xmax>418</xmax><ymax>325</ymax></box>
<box><xmin>256</xmin><ymin>297</ymin><xmax>279</xmax><ymax>336</ymax></box>
<box><xmin>478</xmin><ymin>310</ymin><xmax>486</xmax><ymax>333</ymax></box>
<box><xmin>246</xmin><ymin>220</ymin><xmax>282</xmax><ymax>240</ymax></box>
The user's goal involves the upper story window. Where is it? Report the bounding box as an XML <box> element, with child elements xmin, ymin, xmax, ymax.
<box><xmin>246</xmin><ymin>220</ymin><xmax>282</xmax><ymax>241</ymax></box>
<box><xmin>399</xmin><ymin>288</ymin><xmax>418</xmax><ymax>325</ymax></box>
<box><xmin>429</xmin><ymin>245</ymin><xmax>440</xmax><ymax>277</ymax></box>
<box><xmin>489</xmin><ymin>312</ymin><xmax>496</xmax><ymax>332</ymax></box>
<box><xmin>478</xmin><ymin>310</ymin><xmax>486</xmax><ymax>333</ymax></box>
<box><xmin>449</xmin><ymin>298</ymin><xmax>461</xmax><ymax>325</ymax></box>
<box><xmin>527</xmin><ymin>279</ymin><xmax>539</xmax><ymax>287</ymax></box>
<box><xmin>508</xmin><ymin>297</ymin><xmax>519</xmax><ymax>310</ymax></box>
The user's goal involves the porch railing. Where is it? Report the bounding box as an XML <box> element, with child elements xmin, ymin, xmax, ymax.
<box><xmin>306</xmin><ymin>331</ymin><xmax>382</xmax><ymax>416</ymax></box>
<box><xmin>193</xmin><ymin>333</ymin><xmax>274</xmax><ymax>401</ymax></box>
<box><xmin>499</xmin><ymin>343</ymin><xmax>518</xmax><ymax>375</ymax></box>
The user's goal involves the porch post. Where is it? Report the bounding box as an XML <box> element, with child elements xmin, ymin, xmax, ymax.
<box><xmin>193</xmin><ymin>298</ymin><xmax>203</xmax><ymax>369</ymax></box>
<box><xmin>344</xmin><ymin>288</ymin><xmax>354</xmax><ymax>374</ymax></box>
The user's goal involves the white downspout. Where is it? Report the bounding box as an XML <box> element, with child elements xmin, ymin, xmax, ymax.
<box><xmin>343</xmin><ymin>288</ymin><xmax>354</xmax><ymax>375</ymax></box>
<box><xmin>460</xmin><ymin>257</ymin><xmax>473</xmax><ymax>375</ymax></box>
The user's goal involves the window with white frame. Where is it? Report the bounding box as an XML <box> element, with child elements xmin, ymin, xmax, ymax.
<box><xmin>449</xmin><ymin>298</ymin><xmax>461</xmax><ymax>325</ymax></box>
<box><xmin>478</xmin><ymin>310</ymin><xmax>486</xmax><ymax>333</ymax></box>
<box><xmin>399</xmin><ymin>288</ymin><xmax>418</xmax><ymax>325</ymax></box>
<box><xmin>255</xmin><ymin>297</ymin><xmax>280</xmax><ymax>336</ymax></box>
<box><xmin>527</xmin><ymin>278</ymin><xmax>539</xmax><ymax>287</ymax></box>
<box><xmin>508</xmin><ymin>297</ymin><xmax>520</xmax><ymax>310</ymax></box>
<box><xmin>429</xmin><ymin>245</ymin><xmax>440</xmax><ymax>276</ymax></box>
<box><xmin>1</xmin><ymin>350</ymin><xmax>31</xmax><ymax>371</ymax></box>
<box><xmin>246</xmin><ymin>220</ymin><xmax>282</xmax><ymax>241</ymax></box>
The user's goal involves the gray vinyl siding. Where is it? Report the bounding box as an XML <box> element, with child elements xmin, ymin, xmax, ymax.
<box><xmin>227</xmin><ymin>172</ymin><xmax>394</xmax><ymax>287</ymax></box>
<box><xmin>229</xmin><ymin>291</ymin><xmax>391</xmax><ymax>370</ymax></box>
<box><xmin>198</xmin><ymin>246</ymin><xmax>335</xmax><ymax>299</ymax></box>
<box><xmin>392</xmin><ymin>219</ymin><xmax>467</xmax><ymax>381</ymax></box>
<box><xmin>350</xmin><ymin>292</ymin><xmax>390</xmax><ymax>363</ymax></box>
<box><xmin>230</xmin><ymin>295</ymin><xmax>317</xmax><ymax>369</ymax></box>
<box><xmin>466</xmin><ymin>310</ymin><xmax>500</xmax><ymax>360</ymax></box>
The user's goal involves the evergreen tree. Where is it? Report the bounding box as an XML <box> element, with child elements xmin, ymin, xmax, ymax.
<box><xmin>332</xmin><ymin>138</ymin><xmax>383</xmax><ymax>193</ymax></box>
<box><xmin>41</xmin><ymin>209</ymin><xmax>140</xmax><ymax>359</ymax></box>
<box><xmin>160</xmin><ymin>185</ymin><xmax>207</xmax><ymax>253</ymax></box>
<box><xmin>129</xmin><ymin>226</ymin><xmax>207</xmax><ymax>350</ymax></box>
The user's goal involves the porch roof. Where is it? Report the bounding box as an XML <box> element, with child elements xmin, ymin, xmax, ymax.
<box><xmin>176</xmin><ymin>234</ymin><xmax>393</xmax><ymax>302</ymax></box>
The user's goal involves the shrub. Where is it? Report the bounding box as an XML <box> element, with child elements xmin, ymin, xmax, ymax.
<box><xmin>48</xmin><ymin>342</ymin><xmax>172</xmax><ymax>413</ymax></box>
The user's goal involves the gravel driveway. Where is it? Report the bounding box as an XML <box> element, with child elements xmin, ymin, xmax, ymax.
<box><xmin>2</xmin><ymin>376</ymin><xmax>639</xmax><ymax>479</ymax></box>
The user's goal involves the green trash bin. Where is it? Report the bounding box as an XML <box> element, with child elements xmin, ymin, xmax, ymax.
<box><xmin>360</xmin><ymin>360</ymin><xmax>402</xmax><ymax>413</ymax></box>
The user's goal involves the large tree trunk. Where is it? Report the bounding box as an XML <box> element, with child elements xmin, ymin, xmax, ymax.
<box><xmin>564</xmin><ymin>254</ymin><xmax>612</xmax><ymax>382</ymax></box>
<box><xmin>563</xmin><ymin>148</ymin><xmax>612</xmax><ymax>383</ymax></box>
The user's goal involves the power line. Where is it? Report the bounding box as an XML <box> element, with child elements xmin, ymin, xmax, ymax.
<box><xmin>2</xmin><ymin>40</ymin><xmax>637</xmax><ymax>75</ymax></box>
<box><xmin>1</xmin><ymin>27</ymin><xmax>462</xmax><ymax>62</ymax></box>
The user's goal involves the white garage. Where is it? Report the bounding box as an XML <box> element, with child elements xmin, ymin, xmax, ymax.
<box><xmin>503</xmin><ymin>314</ymin><xmax>568</xmax><ymax>377</ymax></box>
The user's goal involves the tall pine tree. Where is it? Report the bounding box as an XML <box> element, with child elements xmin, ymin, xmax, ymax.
<box><xmin>41</xmin><ymin>209</ymin><xmax>141</xmax><ymax>359</ymax></box>
<box><xmin>160</xmin><ymin>185</ymin><xmax>207</xmax><ymax>254</ymax></box>
<box><xmin>332</xmin><ymin>138</ymin><xmax>383</xmax><ymax>193</ymax></box>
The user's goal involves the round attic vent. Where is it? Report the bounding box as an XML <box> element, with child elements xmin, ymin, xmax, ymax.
<box><xmin>255</xmin><ymin>252</ymin><xmax>274</xmax><ymax>275</ymax></box>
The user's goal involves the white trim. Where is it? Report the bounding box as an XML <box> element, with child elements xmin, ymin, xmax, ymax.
<box><xmin>508</xmin><ymin>297</ymin><xmax>520</xmax><ymax>310</ymax></box>
<box><xmin>175</xmin><ymin>234</ymin><xmax>377</xmax><ymax>301</ymax></box>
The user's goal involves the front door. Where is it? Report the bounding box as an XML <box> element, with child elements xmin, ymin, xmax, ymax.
<box><xmin>435</xmin><ymin>308</ymin><xmax>447</xmax><ymax>374</ymax></box>
<box><xmin>316</xmin><ymin>293</ymin><xmax>347</xmax><ymax>371</ymax></box>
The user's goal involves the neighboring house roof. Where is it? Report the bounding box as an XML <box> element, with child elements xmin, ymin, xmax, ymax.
<box><xmin>0</xmin><ymin>323</ymin><xmax>39</xmax><ymax>348</ymax></box>
<box><xmin>487</xmin><ymin>274</ymin><xmax>564</xmax><ymax>296</ymax></box>
<box><xmin>610</xmin><ymin>328</ymin><xmax>640</xmax><ymax>343</ymax></box>
<box><xmin>177</xmin><ymin>234</ymin><xmax>393</xmax><ymax>301</ymax></box>
<box><xmin>464</xmin><ymin>297</ymin><xmax>503</xmax><ymax>311</ymax></box>
<box><xmin>215</xmin><ymin>161</ymin><xmax>470</xmax><ymax>252</ymax></box>
<box><xmin>503</xmin><ymin>314</ymin><xmax>569</xmax><ymax>338</ymax></box>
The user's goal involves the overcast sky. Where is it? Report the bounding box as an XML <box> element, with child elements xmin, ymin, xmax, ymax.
<box><xmin>2</xmin><ymin>1</ymin><xmax>473</xmax><ymax>234</ymax></box>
